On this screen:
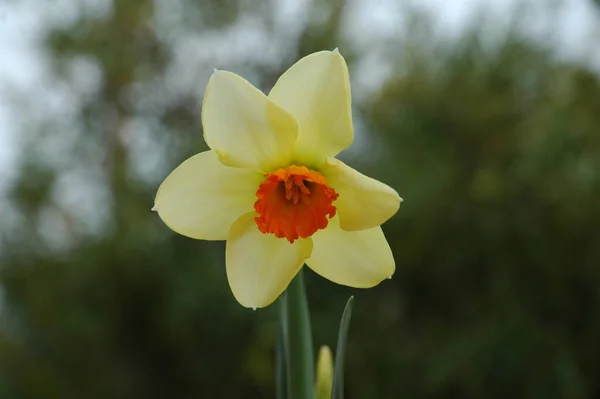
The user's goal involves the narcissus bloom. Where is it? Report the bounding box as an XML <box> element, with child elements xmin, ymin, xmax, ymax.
<box><xmin>153</xmin><ymin>50</ymin><xmax>402</xmax><ymax>309</ymax></box>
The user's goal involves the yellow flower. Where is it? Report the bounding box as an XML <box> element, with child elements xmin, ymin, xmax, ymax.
<box><xmin>315</xmin><ymin>346</ymin><xmax>334</xmax><ymax>399</ymax></box>
<box><xmin>153</xmin><ymin>50</ymin><xmax>402</xmax><ymax>309</ymax></box>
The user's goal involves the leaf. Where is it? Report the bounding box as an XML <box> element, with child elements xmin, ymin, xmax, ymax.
<box><xmin>331</xmin><ymin>296</ymin><xmax>354</xmax><ymax>399</ymax></box>
<box><xmin>276</xmin><ymin>315</ymin><xmax>288</xmax><ymax>399</ymax></box>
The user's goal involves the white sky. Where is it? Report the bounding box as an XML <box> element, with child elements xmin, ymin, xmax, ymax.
<box><xmin>0</xmin><ymin>0</ymin><xmax>599</xmax><ymax>195</ymax></box>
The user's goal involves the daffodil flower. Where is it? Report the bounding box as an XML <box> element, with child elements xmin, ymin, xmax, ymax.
<box><xmin>153</xmin><ymin>50</ymin><xmax>402</xmax><ymax>309</ymax></box>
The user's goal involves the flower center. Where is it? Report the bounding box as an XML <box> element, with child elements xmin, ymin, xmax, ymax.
<box><xmin>254</xmin><ymin>165</ymin><xmax>339</xmax><ymax>243</ymax></box>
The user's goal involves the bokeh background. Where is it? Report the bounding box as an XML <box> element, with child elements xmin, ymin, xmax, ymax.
<box><xmin>1</xmin><ymin>0</ymin><xmax>600</xmax><ymax>398</ymax></box>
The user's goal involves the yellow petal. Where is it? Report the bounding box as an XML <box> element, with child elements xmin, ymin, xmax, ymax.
<box><xmin>306</xmin><ymin>218</ymin><xmax>395</xmax><ymax>288</ymax></box>
<box><xmin>321</xmin><ymin>158</ymin><xmax>402</xmax><ymax>231</ymax></box>
<box><xmin>202</xmin><ymin>70</ymin><xmax>298</xmax><ymax>171</ymax></box>
<box><xmin>153</xmin><ymin>151</ymin><xmax>263</xmax><ymax>241</ymax></box>
<box><xmin>226</xmin><ymin>213</ymin><xmax>313</xmax><ymax>308</ymax></box>
<box><xmin>268</xmin><ymin>50</ymin><xmax>353</xmax><ymax>167</ymax></box>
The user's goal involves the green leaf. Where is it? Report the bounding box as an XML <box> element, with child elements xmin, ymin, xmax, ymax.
<box><xmin>331</xmin><ymin>296</ymin><xmax>354</xmax><ymax>399</ymax></box>
<box><xmin>276</xmin><ymin>314</ymin><xmax>288</xmax><ymax>399</ymax></box>
<box><xmin>282</xmin><ymin>269</ymin><xmax>315</xmax><ymax>399</ymax></box>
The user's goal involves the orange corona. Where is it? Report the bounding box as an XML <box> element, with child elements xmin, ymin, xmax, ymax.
<box><xmin>254</xmin><ymin>165</ymin><xmax>339</xmax><ymax>243</ymax></box>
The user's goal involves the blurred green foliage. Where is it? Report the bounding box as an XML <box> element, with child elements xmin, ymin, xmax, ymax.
<box><xmin>1</xmin><ymin>0</ymin><xmax>600</xmax><ymax>398</ymax></box>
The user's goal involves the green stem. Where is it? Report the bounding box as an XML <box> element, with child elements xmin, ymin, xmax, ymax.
<box><xmin>280</xmin><ymin>269</ymin><xmax>315</xmax><ymax>399</ymax></box>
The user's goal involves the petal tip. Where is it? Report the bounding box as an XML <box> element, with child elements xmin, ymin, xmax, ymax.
<box><xmin>151</xmin><ymin>204</ymin><xmax>158</xmax><ymax>212</ymax></box>
<box><xmin>331</xmin><ymin>48</ymin><xmax>345</xmax><ymax>61</ymax></box>
<box><xmin>252</xmin><ymin>306</ymin><xmax>257</xmax><ymax>311</ymax></box>
<box><xmin>388</xmin><ymin>275</ymin><xmax>393</xmax><ymax>280</ymax></box>
<box><xmin>211</xmin><ymin>69</ymin><xmax>229</xmax><ymax>79</ymax></box>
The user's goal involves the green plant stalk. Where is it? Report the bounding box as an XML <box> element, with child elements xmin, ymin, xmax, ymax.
<box><xmin>332</xmin><ymin>296</ymin><xmax>354</xmax><ymax>399</ymax></box>
<box><xmin>276</xmin><ymin>316</ymin><xmax>288</xmax><ymax>399</ymax></box>
<box><xmin>280</xmin><ymin>269</ymin><xmax>315</xmax><ymax>399</ymax></box>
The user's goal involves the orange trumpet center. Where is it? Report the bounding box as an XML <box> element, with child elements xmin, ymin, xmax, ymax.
<box><xmin>254</xmin><ymin>165</ymin><xmax>339</xmax><ymax>243</ymax></box>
